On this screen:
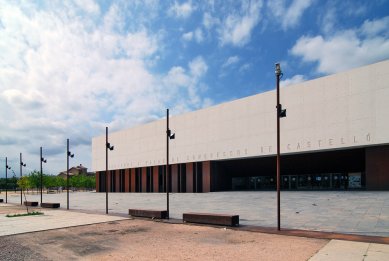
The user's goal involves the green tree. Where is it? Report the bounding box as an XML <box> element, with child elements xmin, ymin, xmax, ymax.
<box><xmin>17</xmin><ymin>176</ymin><xmax>31</xmax><ymax>213</ymax></box>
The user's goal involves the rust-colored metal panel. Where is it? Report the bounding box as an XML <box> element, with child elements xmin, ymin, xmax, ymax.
<box><xmin>202</xmin><ymin>161</ymin><xmax>211</xmax><ymax>192</ymax></box>
<box><xmin>115</xmin><ymin>170</ymin><xmax>120</xmax><ymax>192</ymax></box>
<box><xmin>95</xmin><ymin>171</ymin><xmax>100</xmax><ymax>192</ymax></box>
<box><xmin>153</xmin><ymin>166</ymin><xmax>159</xmax><ymax>192</ymax></box>
<box><xmin>142</xmin><ymin>167</ymin><xmax>147</xmax><ymax>192</ymax></box>
<box><xmin>186</xmin><ymin>163</ymin><xmax>194</xmax><ymax>193</ymax></box>
<box><xmin>366</xmin><ymin>145</ymin><xmax>389</xmax><ymax>189</ymax></box>
<box><xmin>131</xmin><ymin>168</ymin><xmax>136</xmax><ymax>192</ymax></box>
<box><xmin>171</xmin><ymin>164</ymin><xmax>178</xmax><ymax>192</ymax></box>
<box><xmin>124</xmin><ymin>169</ymin><xmax>130</xmax><ymax>192</ymax></box>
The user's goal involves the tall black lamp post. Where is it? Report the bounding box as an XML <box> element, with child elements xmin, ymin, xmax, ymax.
<box><xmin>275</xmin><ymin>63</ymin><xmax>286</xmax><ymax>231</ymax></box>
<box><xmin>20</xmin><ymin>153</ymin><xmax>26</xmax><ymax>205</ymax></box>
<box><xmin>40</xmin><ymin>147</ymin><xmax>47</xmax><ymax>205</ymax></box>
<box><xmin>5</xmin><ymin>157</ymin><xmax>11</xmax><ymax>203</ymax></box>
<box><xmin>67</xmin><ymin>139</ymin><xmax>74</xmax><ymax>210</ymax></box>
<box><xmin>105</xmin><ymin>127</ymin><xmax>114</xmax><ymax>214</ymax></box>
<box><xmin>166</xmin><ymin>108</ymin><xmax>175</xmax><ymax>219</ymax></box>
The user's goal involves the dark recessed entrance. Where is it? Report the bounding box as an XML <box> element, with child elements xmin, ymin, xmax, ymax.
<box><xmin>214</xmin><ymin>148</ymin><xmax>365</xmax><ymax>191</ymax></box>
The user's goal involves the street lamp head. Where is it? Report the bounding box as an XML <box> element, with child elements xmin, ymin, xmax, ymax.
<box><xmin>275</xmin><ymin>63</ymin><xmax>282</xmax><ymax>76</ymax></box>
<box><xmin>68</xmin><ymin>151</ymin><xmax>74</xmax><ymax>158</ymax></box>
<box><xmin>6</xmin><ymin>165</ymin><xmax>11</xmax><ymax>170</ymax></box>
<box><xmin>167</xmin><ymin>129</ymin><xmax>175</xmax><ymax>139</ymax></box>
<box><xmin>21</xmin><ymin>162</ymin><xmax>26</xmax><ymax>167</ymax></box>
<box><xmin>41</xmin><ymin>157</ymin><xmax>47</xmax><ymax>163</ymax></box>
<box><xmin>107</xmin><ymin>142</ymin><xmax>114</xmax><ymax>150</ymax></box>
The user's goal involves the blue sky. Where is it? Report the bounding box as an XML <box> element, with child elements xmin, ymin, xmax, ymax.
<box><xmin>1</xmin><ymin>0</ymin><xmax>389</xmax><ymax>175</ymax></box>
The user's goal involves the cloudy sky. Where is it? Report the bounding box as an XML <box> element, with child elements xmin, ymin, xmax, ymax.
<box><xmin>1</xmin><ymin>0</ymin><xmax>388</xmax><ymax>176</ymax></box>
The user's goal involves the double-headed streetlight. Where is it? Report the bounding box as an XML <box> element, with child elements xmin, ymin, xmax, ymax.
<box><xmin>5</xmin><ymin>157</ymin><xmax>11</xmax><ymax>203</ymax></box>
<box><xmin>166</xmin><ymin>108</ymin><xmax>175</xmax><ymax>219</ymax></box>
<box><xmin>20</xmin><ymin>153</ymin><xmax>26</xmax><ymax>205</ymax></box>
<box><xmin>275</xmin><ymin>63</ymin><xmax>286</xmax><ymax>231</ymax></box>
<box><xmin>105</xmin><ymin>127</ymin><xmax>114</xmax><ymax>214</ymax></box>
<box><xmin>67</xmin><ymin>139</ymin><xmax>74</xmax><ymax>210</ymax></box>
<box><xmin>40</xmin><ymin>147</ymin><xmax>47</xmax><ymax>205</ymax></box>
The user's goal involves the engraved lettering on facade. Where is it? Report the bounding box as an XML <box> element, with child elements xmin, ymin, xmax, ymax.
<box><xmin>297</xmin><ymin>143</ymin><xmax>301</xmax><ymax>150</ymax></box>
<box><xmin>318</xmin><ymin>140</ymin><xmax>322</xmax><ymax>147</ymax></box>
<box><xmin>353</xmin><ymin>136</ymin><xmax>357</xmax><ymax>143</ymax></box>
<box><xmin>329</xmin><ymin>139</ymin><xmax>333</xmax><ymax>146</ymax></box>
<box><xmin>366</xmin><ymin>133</ymin><xmax>371</xmax><ymax>142</ymax></box>
<box><xmin>237</xmin><ymin>150</ymin><xmax>240</xmax><ymax>156</ymax></box>
<box><xmin>287</xmin><ymin>144</ymin><xmax>291</xmax><ymax>150</ymax></box>
<box><xmin>341</xmin><ymin>137</ymin><xmax>345</xmax><ymax>144</ymax></box>
<box><xmin>307</xmin><ymin>141</ymin><xmax>311</xmax><ymax>148</ymax></box>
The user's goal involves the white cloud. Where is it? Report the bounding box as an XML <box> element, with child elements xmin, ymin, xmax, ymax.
<box><xmin>222</xmin><ymin>56</ymin><xmax>240</xmax><ymax>68</ymax></box>
<box><xmin>0</xmin><ymin>2</ymin><xmax>211</xmax><ymax>174</ymax></box>
<box><xmin>219</xmin><ymin>0</ymin><xmax>263</xmax><ymax>47</ymax></box>
<box><xmin>189</xmin><ymin>56</ymin><xmax>208</xmax><ymax>77</ymax></box>
<box><xmin>74</xmin><ymin>0</ymin><xmax>100</xmax><ymax>15</ymax></box>
<box><xmin>182</xmin><ymin>31</ymin><xmax>193</xmax><ymax>41</ymax></box>
<box><xmin>268</xmin><ymin>0</ymin><xmax>313</xmax><ymax>30</ymax></box>
<box><xmin>280</xmin><ymin>74</ymin><xmax>306</xmax><ymax>87</ymax></box>
<box><xmin>182</xmin><ymin>28</ymin><xmax>204</xmax><ymax>43</ymax></box>
<box><xmin>203</xmin><ymin>12</ymin><xmax>219</xmax><ymax>29</ymax></box>
<box><xmin>291</xmin><ymin>16</ymin><xmax>389</xmax><ymax>74</ymax></box>
<box><xmin>194</xmin><ymin>28</ymin><xmax>204</xmax><ymax>43</ymax></box>
<box><xmin>168</xmin><ymin>1</ymin><xmax>195</xmax><ymax>19</ymax></box>
<box><xmin>361</xmin><ymin>16</ymin><xmax>389</xmax><ymax>37</ymax></box>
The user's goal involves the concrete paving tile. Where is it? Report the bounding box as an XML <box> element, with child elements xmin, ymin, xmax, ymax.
<box><xmin>309</xmin><ymin>240</ymin><xmax>369</xmax><ymax>261</ymax></box>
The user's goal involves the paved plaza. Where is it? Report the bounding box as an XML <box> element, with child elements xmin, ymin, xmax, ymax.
<box><xmin>2</xmin><ymin>190</ymin><xmax>389</xmax><ymax>237</ymax></box>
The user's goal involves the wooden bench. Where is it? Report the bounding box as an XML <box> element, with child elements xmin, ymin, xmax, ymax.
<box><xmin>41</xmin><ymin>202</ymin><xmax>60</xmax><ymax>208</ymax></box>
<box><xmin>183</xmin><ymin>212</ymin><xmax>239</xmax><ymax>227</ymax></box>
<box><xmin>128</xmin><ymin>209</ymin><xmax>168</xmax><ymax>219</ymax></box>
<box><xmin>24</xmin><ymin>201</ymin><xmax>39</xmax><ymax>206</ymax></box>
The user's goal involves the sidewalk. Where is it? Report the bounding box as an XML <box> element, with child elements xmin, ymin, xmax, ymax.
<box><xmin>309</xmin><ymin>240</ymin><xmax>389</xmax><ymax>261</ymax></box>
<box><xmin>0</xmin><ymin>204</ymin><xmax>128</xmax><ymax>236</ymax></box>
<box><xmin>1</xmin><ymin>202</ymin><xmax>389</xmax><ymax>260</ymax></box>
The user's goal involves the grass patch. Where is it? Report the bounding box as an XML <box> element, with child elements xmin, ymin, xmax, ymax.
<box><xmin>6</xmin><ymin>211</ymin><xmax>44</xmax><ymax>218</ymax></box>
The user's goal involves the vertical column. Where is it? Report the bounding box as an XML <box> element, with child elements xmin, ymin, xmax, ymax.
<box><xmin>124</xmin><ymin>169</ymin><xmax>130</xmax><ymax>192</ymax></box>
<box><xmin>172</xmin><ymin>164</ymin><xmax>178</xmax><ymax>192</ymax></box>
<box><xmin>142</xmin><ymin>167</ymin><xmax>147</xmax><ymax>192</ymax></box>
<box><xmin>186</xmin><ymin>163</ymin><xmax>194</xmax><ymax>193</ymax></box>
<box><xmin>107</xmin><ymin>171</ymin><xmax>112</xmax><ymax>192</ymax></box>
<box><xmin>202</xmin><ymin>161</ymin><xmax>211</xmax><ymax>192</ymax></box>
<box><xmin>115</xmin><ymin>170</ymin><xmax>120</xmax><ymax>192</ymax></box>
<box><xmin>96</xmin><ymin>171</ymin><xmax>100</xmax><ymax>192</ymax></box>
<box><xmin>131</xmin><ymin>168</ymin><xmax>136</xmax><ymax>192</ymax></box>
<box><xmin>153</xmin><ymin>166</ymin><xmax>159</xmax><ymax>192</ymax></box>
<box><xmin>366</xmin><ymin>146</ymin><xmax>389</xmax><ymax>189</ymax></box>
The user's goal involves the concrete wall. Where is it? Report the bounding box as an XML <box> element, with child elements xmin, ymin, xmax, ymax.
<box><xmin>92</xmin><ymin>60</ymin><xmax>389</xmax><ymax>172</ymax></box>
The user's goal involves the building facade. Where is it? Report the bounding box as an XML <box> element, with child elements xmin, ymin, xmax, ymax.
<box><xmin>92</xmin><ymin>60</ymin><xmax>389</xmax><ymax>192</ymax></box>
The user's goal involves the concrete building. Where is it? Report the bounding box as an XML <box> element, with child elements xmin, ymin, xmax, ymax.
<box><xmin>92</xmin><ymin>60</ymin><xmax>389</xmax><ymax>192</ymax></box>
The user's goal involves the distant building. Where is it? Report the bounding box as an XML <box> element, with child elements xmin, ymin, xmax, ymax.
<box><xmin>58</xmin><ymin>164</ymin><xmax>95</xmax><ymax>179</ymax></box>
<box><xmin>92</xmin><ymin>60</ymin><xmax>389</xmax><ymax>192</ymax></box>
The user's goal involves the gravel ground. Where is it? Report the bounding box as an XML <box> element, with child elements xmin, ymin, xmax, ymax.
<box><xmin>0</xmin><ymin>219</ymin><xmax>327</xmax><ymax>261</ymax></box>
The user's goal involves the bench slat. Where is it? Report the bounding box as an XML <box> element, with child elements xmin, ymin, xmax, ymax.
<box><xmin>24</xmin><ymin>201</ymin><xmax>39</xmax><ymax>206</ymax></box>
<box><xmin>183</xmin><ymin>212</ymin><xmax>239</xmax><ymax>227</ymax></box>
<box><xmin>41</xmin><ymin>202</ymin><xmax>60</xmax><ymax>208</ymax></box>
<box><xmin>128</xmin><ymin>209</ymin><xmax>167</xmax><ymax>219</ymax></box>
